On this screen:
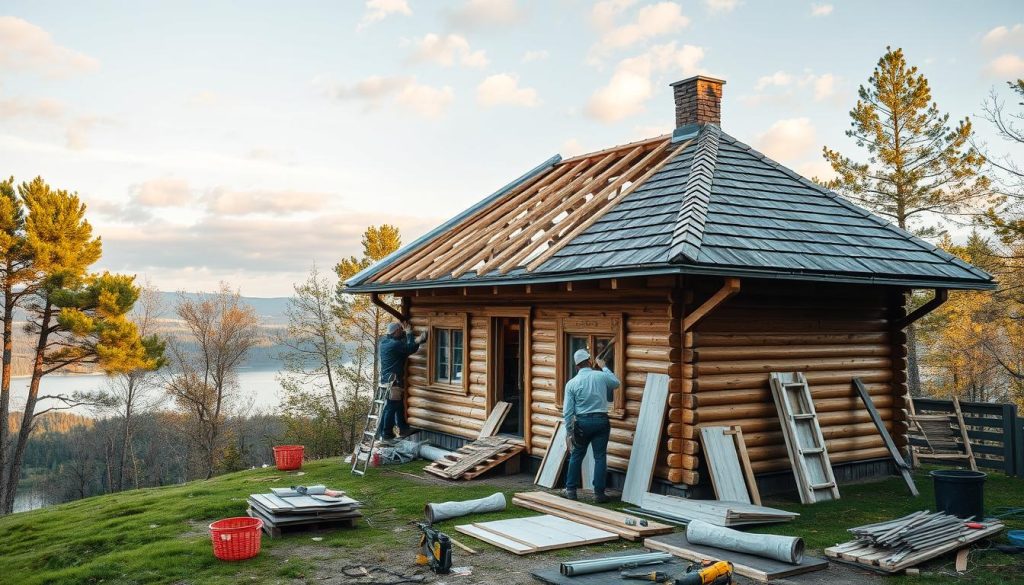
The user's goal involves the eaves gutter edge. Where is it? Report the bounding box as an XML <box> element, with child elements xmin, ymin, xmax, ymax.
<box><xmin>344</xmin><ymin>154</ymin><xmax>562</xmax><ymax>287</ymax></box>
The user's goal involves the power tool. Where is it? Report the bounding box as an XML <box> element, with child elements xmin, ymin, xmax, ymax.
<box><xmin>673</xmin><ymin>560</ymin><xmax>734</xmax><ymax>585</ymax></box>
<box><xmin>415</xmin><ymin>523</ymin><xmax>452</xmax><ymax>575</ymax></box>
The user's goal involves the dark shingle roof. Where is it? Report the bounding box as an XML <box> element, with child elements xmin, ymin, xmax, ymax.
<box><xmin>347</xmin><ymin>124</ymin><xmax>994</xmax><ymax>291</ymax></box>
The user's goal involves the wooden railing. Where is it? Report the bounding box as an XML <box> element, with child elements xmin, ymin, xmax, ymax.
<box><xmin>911</xmin><ymin>397</ymin><xmax>1023</xmax><ymax>477</ymax></box>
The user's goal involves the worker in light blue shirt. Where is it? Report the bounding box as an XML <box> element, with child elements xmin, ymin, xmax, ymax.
<box><xmin>563</xmin><ymin>348</ymin><xmax>620</xmax><ymax>502</ymax></box>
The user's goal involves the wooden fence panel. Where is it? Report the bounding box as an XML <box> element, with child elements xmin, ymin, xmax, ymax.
<box><xmin>911</xmin><ymin>398</ymin><xmax>1021</xmax><ymax>477</ymax></box>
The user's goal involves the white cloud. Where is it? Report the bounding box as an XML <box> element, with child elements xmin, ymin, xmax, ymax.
<box><xmin>561</xmin><ymin>138</ymin><xmax>586</xmax><ymax>157</ymax></box>
<box><xmin>796</xmin><ymin>159</ymin><xmax>836</xmax><ymax>183</ymax></box>
<box><xmin>321</xmin><ymin>75</ymin><xmax>455</xmax><ymax>119</ymax></box>
<box><xmin>754</xmin><ymin>71</ymin><xmax>793</xmax><ymax>91</ymax></box>
<box><xmin>982</xmin><ymin>24</ymin><xmax>1023</xmax><ymax>47</ymax></box>
<box><xmin>987</xmin><ymin>54</ymin><xmax>1024</xmax><ymax>78</ymax></box>
<box><xmin>446</xmin><ymin>0</ymin><xmax>525</xmax><ymax>30</ymax></box>
<box><xmin>394</xmin><ymin>82</ymin><xmax>455</xmax><ymax>119</ymax></box>
<box><xmin>755</xmin><ymin>118</ymin><xmax>816</xmax><ymax>161</ymax></box>
<box><xmin>810</xmin><ymin>3</ymin><xmax>833</xmax><ymax>16</ymax></box>
<box><xmin>132</xmin><ymin>178</ymin><xmax>192</xmax><ymax>207</ymax></box>
<box><xmin>205</xmin><ymin>187</ymin><xmax>327</xmax><ymax>216</ymax></box>
<box><xmin>522</xmin><ymin>49</ymin><xmax>549</xmax><ymax>63</ymax></box>
<box><xmin>705</xmin><ymin>0</ymin><xmax>739</xmax><ymax>12</ymax></box>
<box><xmin>476</xmin><ymin>74</ymin><xmax>541</xmax><ymax>107</ymax></box>
<box><xmin>409</xmin><ymin>33</ymin><xmax>489</xmax><ymax>68</ymax></box>
<box><xmin>811</xmin><ymin>73</ymin><xmax>837</xmax><ymax>101</ymax></box>
<box><xmin>0</xmin><ymin>96</ymin><xmax>65</xmax><ymax>119</ymax></box>
<box><xmin>187</xmin><ymin>90</ymin><xmax>220</xmax><ymax>106</ymax></box>
<box><xmin>587</xmin><ymin>42</ymin><xmax>705</xmax><ymax>123</ymax></box>
<box><xmin>357</xmin><ymin>0</ymin><xmax>412</xmax><ymax>30</ymax></box>
<box><xmin>590</xmin><ymin>2</ymin><xmax>690</xmax><ymax>60</ymax></box>
<box><xmin>0</xmin><ymin>16</ymin><xmax>99</xmax><ymax>77</ymax></box>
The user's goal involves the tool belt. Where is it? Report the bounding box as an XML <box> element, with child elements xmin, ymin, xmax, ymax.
<box><xmin>389</xmin><ymin>385</ymin><xmax>405</xmax><ymax>401</ymax></box>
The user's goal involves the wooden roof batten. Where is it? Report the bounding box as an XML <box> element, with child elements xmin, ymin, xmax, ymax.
<box><xmin>370</xmin><ymin>137</ymin><xmax>686</xmax><ymax>284</ymax></box>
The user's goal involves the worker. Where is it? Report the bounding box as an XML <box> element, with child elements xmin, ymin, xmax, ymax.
<box><xmin>563</xmin><ymin>347</ymin><xmax>620</xmax><ymax>502</ymax></box>
<box><xmin>378</xmin><ymin>321</ymin><xmax>427</xmax><ymax>442</ymax></box>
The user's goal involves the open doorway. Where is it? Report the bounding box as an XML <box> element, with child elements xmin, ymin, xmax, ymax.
<box><xmin>492</xmin><ymin>317</ymin><xmax>525</xmax><ymax>436</ymax></box>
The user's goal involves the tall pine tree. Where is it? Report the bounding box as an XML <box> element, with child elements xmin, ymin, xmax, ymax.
<box><xmin>823</xmin><ymin>47</ymin><xmax>990</xmax><ymax>396</ymax></box>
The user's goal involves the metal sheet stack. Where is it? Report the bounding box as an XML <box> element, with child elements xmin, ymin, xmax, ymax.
<box><xmin>825</xmin><ymin>511</ymin><xmax>1004</xmax><ymax>572</ymax></box>
<box><xmin>247</xmin><ymin>489</ymin><xmax>362</xmax><ymax>538</ymax></box>
<box><xmin>638</xmin><ymin>493</ymin><xmax>798</xmax><ymax>527</ymax></box>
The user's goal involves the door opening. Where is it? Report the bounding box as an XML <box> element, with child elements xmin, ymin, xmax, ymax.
<box><xmin>492</xmin><ymin>317</ymin><xmax>525</xmax><ymax>437</ymax></box>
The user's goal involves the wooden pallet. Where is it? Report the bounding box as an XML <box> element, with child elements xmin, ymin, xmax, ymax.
<box><xmin>247</xmin><ymin>508</ymin><xmax>361</xmax><ymax>538</ymax></box>
<box><xmin>424</xmin><ymin>436</ymin><xmax>524</xmax><ymax>480</ymax></box>
<box><xmin>824</xmin><ymin>521</ymin><xmax>1004</xmax><ymax>573</ymax></box>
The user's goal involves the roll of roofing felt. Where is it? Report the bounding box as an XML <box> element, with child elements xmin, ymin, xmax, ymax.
<box><xmin>424</xmin><ymin>492</ymin><xmax>506</xmax><ymax>524</ymax></box>
<box><xmin>686</xmin><ymin>519</ymin><xmax>804</xmax><ymax>564</ymax></box>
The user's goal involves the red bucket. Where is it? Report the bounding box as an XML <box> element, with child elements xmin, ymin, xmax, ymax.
<box><xmin>273</xmin><ymin>445</ymin><xmax>304</xmax><ymax>471</ymax></box>
<box><xmin>210</xmin><ymin>516</ymin><xmax>263</xmax><ymax>561</ymax></box>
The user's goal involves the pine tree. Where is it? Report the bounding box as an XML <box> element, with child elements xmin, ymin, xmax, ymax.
<box><xmin>1</xmin><ymin>177</ymin><xmax>162</xmax><ymax>514</ymax></box>
<box><xmin>981</xmin><ymin>79</ymin><xmax>1024</xmax><ymax>243</ymax></box>
<box><xmin>823</xmin><ymin>47</ymin><xmax>990</xmax><ymax>397</ymax></box>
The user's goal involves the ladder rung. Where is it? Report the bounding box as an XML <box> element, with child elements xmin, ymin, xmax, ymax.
<box><xmin>374</xmin><ymin>399</ymin><xmax>386</xmax><ymax>404</ymax></box>
<box><xmin>809</xmin><ymin>482</ymin><xmax>836</xmax><ymax>490</ymax></box>
<box><xmin>366</xmin><ymin>414</ymin><xmax>379</xmax><ymax>420</ymax></box>
<box><xmin>363</xmin><ymin>430</ymin><xmax>376</xmax><ymax>436</ymax></box>
<box><xmin>792</xmin><ymin>414</ymin><xmax>816</xmax><ymax>420</ymax></box>
<box><xmin>351</xmin><ymin>469</ymin><xmax>365</xmax><ymax>476</ymax></box>
<box><xmin>799</xmin><ymin>448</ymin><xmax>825</xmax><ymax>455</ymax></box>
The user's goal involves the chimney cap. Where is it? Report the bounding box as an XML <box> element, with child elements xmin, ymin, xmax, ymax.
<box><xmin>670</xmin><ymin>75</ymin><xmax>727</xmax><ymax>88</ymax></box>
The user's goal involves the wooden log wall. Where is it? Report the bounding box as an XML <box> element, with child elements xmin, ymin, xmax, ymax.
<box><xmin>399</xmin><ymin>277</ymin><xmax>683</xmax><ymax>483</ymax></box>
<box><xmin>683</xmin><ymin>279</ymin><xmax>909</xmax><ymax>485</ymax></box>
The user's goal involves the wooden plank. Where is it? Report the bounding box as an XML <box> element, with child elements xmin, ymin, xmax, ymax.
<box><xmin>700</xmin><ymin>426</ymin><xmax>750</xmax><ymax>503</ymax></box>
<box><xmin>951</xmin><ymin>397</ymin><xmax>979</xmax><ymax>471</ymax></box>
<box><xmin>535</xmin><ymin>420</ymin><xmax>568</xmax><ymax>488</ymax></box>
<box><xmin>853</xmin><ymin>378</ymin><xmax>918</xmax><ymax>496</ymax></box>
<box><xmin>478</xmin><ymin>401</ymin><xmax>512</xmax><ymax>438</ymax></box>
<box><xmin>513</xmin><ymin>497</ymin><xmax>643</xmax><ymax>540</ymax></box>
<box><xmin>725</xmin><ymin>426</ymin><xmax>761</xmax><ymax>506</ymax></box>
<box><xmin>621</xmin><ymin>373</ymin><xmax>670</xmax><ymax>505</ymax></box>
<box><xmin>639</xmin><ymin>493</ymin><xmax>796</xmax><ymax>526</ymax></box>
<box><xmin>513</xmin><ymin>492</ymin><xmax>673</xmax><ymax>538</ymax></box>
<box><xmin>644</xmin><ymin>531</ymin><xmax>827</xmax><ymax>582</ymax></box>
<box><xmin>456</xmin><ymin>524</ymin><xmax>534</xmax><ymax>554</ymax></box>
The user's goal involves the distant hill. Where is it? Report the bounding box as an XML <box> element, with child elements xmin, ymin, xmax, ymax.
<box><xmin>155</xmin><ymin>292</ymin><xmax>291</xmax><ymax>327</ymax></box>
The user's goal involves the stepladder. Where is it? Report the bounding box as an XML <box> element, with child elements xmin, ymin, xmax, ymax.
<box><xmin>351</xmin><ymin>377</ymin><xmax>393</xmax><ymax>476</ymax></box>
<box><xmin>769</xmin><ymin>372</ymin><xmax>841</xmax><ymax>504</ymax></box>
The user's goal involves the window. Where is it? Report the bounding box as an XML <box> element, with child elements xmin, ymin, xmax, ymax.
<box><xmin>557</xmin><ymin>315</ymin><xmax>625</xmax><ymax>418</ymax></box>
<box><xmin>426</xmin><ymin>313</ymin><xmax>470</xmax><ymax>394</ymax></box>
<box><xmin>433</xmin><ymin>327</ymin><xmax>464</xmax><ymax>385</ymax></box>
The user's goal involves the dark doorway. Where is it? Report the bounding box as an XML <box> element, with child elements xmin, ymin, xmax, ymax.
<box><xmin>493</xmin><ymin>317</ymin><xmax>525</xmax><ymax>437</ymax></box>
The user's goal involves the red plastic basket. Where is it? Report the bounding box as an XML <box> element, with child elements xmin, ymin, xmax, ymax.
<box><xmin>209</xmin><ymin>517</ymin><xmax>263</xmax><ymax>561</ymax></box>
<box><xmin>273</xmin><ymin>445</ymin><xmax>304</xmax><ymax>471</ymax></box>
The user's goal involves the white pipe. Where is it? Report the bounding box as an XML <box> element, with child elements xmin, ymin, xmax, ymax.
<box><xmin>561</xmin><ymin>552</ymin><xmax>673</xmax><ymax>576</ymax></box>
<box><xmin>686</xmin><ymin>519</ymin><xmax>804</xmax><ymax>564</ymax></box>
<box><xmin>424</xmin><ymin>492</ymin><xmax>506</xmax><ymax>523</ymax></box>
<box><xmin>418</xmin><ymin>444</ymin><xmax>453</xmax><ymax>462</ymax></box>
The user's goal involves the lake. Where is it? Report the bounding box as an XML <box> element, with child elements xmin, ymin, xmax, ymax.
<box><xmin>10</xmin><ymin>368</ymin><xmax>287</xmax><ymax>414</ymax></box>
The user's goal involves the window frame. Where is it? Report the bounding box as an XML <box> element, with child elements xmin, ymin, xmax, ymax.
<box><xmin>555</xmin><ymin>313</ymin><xmax>626</xmax><ymax>418</ymax></box>
<box><xmin>425</xmin><ymin>312</ymin><xmax>470</xmax><ymax>395</ymax></box>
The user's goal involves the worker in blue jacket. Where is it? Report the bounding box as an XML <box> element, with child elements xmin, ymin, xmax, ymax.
<box><xmin>563</xmin><ymin>348</ymin><xmax>620</xmax><ymax>502</ymax></box>
<box><xmin>378</xmin><ymin>321</ymin><xmax>426</xmax><ymax>442</ymax></box>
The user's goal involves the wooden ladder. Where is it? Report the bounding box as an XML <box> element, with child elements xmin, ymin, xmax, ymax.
<box><xmin>351</xmin><ymin>379</ymin><xmax>392</xmax><ymax>476</ymax></box>
<box><xmin>769</xmin><ymin>372</ymin><xmax>840</xmax><ymax>504</ymax></box>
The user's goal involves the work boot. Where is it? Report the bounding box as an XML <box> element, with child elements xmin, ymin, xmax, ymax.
<box><xmin>398</xmin><ymin>428</ymin><xmax>417</xmax><ymax>439</ymax></box>
<box><xmin>562</xmin><ymin>489</ymin><xmax>578</xmax><ymax>501</ymax></box>
<box><xmin>594</xmin><ymin>492</ymin><xmax>611</xmax><ymax>504</ymax></box>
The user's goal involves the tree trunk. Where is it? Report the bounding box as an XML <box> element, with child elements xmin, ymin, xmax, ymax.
<box><xmin>0</xmin><ymin>276</ymin><xmax>15</xmax><ymax>510</ymax></box>
<box><xmin>907</xmin><ymin>323</ymin><xmax>921</xmax><ymax>397</ymax></box>
<box><xmin>2</xmin><ymin>300</ymin><xmax>51</xmax><ymax>514</ymax></box>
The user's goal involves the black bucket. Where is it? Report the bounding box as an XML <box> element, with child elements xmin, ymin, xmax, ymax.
<box><xmin>931</xmin><ymin>469</ymin><xmax>986</xmax><ymax>520</ymax></box>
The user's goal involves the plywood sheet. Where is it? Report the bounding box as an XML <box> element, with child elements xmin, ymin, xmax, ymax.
<box><xmin>620</xmin><ymin>373</ymin><xmax>669</xmax><ymax>505</ymax></box>
<box><xmin>700</xmin><ymin>426</ymin><xmax>749</xmax><ymax>504</ymax></box>
<box><xmin>536</xmin><ymin>421</ymin><xmax>568</xmax><ymax>488</ymax></box>
<box><xmin>455</xmin><ymin>515</ymin><xmax>618</xmax><ymax>555</ymax></box>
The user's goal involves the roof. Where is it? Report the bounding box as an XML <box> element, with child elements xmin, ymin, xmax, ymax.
<box><xmin>346</xmin><ymin>123</ymin><xmax>995</xmax><ymax>292</ymax></box>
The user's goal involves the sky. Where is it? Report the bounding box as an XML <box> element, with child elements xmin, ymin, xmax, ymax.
<box><xmin>1</xmin><ymin>0</ymin><xmax>1022</xmax><ymax>297</ymax></box>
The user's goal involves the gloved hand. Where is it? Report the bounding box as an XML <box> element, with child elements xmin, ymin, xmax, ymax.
<box><xmin>416</xmin><ymin>331</ymin><xmax>428</xmax><ymax>344</ymax></box>
<box><xmin>595</xmin><ymin>357</ymin><xmax>607</xmax><ymax>369</ymax></box>
<box><xmin>402</xmin><ymin>320</ymin><xmax>413</xmax><ymax>333</ymax></box>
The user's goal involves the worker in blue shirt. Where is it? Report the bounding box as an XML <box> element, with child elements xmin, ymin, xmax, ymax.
<box><xmin>563</xmin><ymin>348</ymin><xmax>620</xmax><ymax>502</ymax></box>
<box><xmin>378</xmin><ymin>321</ymin><xmax>426</xmax><ymax>442</ymax></box>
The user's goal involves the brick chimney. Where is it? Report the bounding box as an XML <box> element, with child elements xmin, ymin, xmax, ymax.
<box><xmin>671</xmin><ymin>76</ymin><xmax>725</xmax><ymax>128</ymax></box>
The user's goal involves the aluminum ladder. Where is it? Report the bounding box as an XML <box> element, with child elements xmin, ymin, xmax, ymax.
<box><xmin>769</xmin><ymin>371</ymin><xmax>840</xmax><ymax>504</ymax></box>
<box><xmin>351</xmin><ymin>378</ymin><xmax>392</xmax><ymax>476</ymax></box>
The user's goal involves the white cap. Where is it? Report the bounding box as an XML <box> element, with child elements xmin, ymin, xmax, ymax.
<box><xmin>387</xmin><ymin>322</ymin><xmax>402</xmax><ymax>335</ymax></box>
<box><xmin>573</xmin><ymin>348</ymin><xmax>591</xmax><ymax>365</ymax></box>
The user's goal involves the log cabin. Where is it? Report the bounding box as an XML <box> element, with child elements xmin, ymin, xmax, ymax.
<box><xmin>344</xmin><ymin>76</ymin><xmax>995</xmax><ymax>494</ymax></box>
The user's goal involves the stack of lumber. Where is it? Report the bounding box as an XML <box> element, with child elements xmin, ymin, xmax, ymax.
<box><xmin>423</xmin><ymin>436</ymin><xmax>524</xmax><ymax>480</ymax></box>
<box><xmin>639</xmin><ymin>493</ymin><xmax>798</xmax><ymax>527</ymax></box>
<box><xmin>511</xmin><ymin>491</ymin><xmax>673</xmax><ymax>541</ymax></box>
<box><xmin>824</xmin><ymin>511</ymin><xmax>1004</xmax><ymax>573</ymax></box>
<box><xmin>247</xmin><ymin>491</ymin><xmax>362</xmax><ymax>538</ymax></box>
<box><xmin>455</xmin><ymin>514</ymin><xmax>618</xmax><ymax>555</ymax></box>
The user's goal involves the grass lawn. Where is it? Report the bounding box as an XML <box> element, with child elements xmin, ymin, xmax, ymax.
<box><xmin>0</xmin><ymin>460</ymin><xmax>1020</xmax><ymax>584</ymax></box>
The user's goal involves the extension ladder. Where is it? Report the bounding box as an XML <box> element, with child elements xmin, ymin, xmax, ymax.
<box><xmin>769</xmin><ymin>371</ymin><xmax>840</xmax><ymax>504</ymax></box>
<box><xmin>351</xmin><ymin>377</ymin><xmax>393</xmax><ymax>476</ymax></box>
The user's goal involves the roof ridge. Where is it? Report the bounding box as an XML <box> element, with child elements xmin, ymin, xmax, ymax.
<box><xmin>716</xmin><ymin>132</ymin><xmax>994</xmax><ymax>283</ymax></box>
<box><xmin>669</xmin><ymin>124</ymin><xmax>721</xmax><ymax>263</ymax></box>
